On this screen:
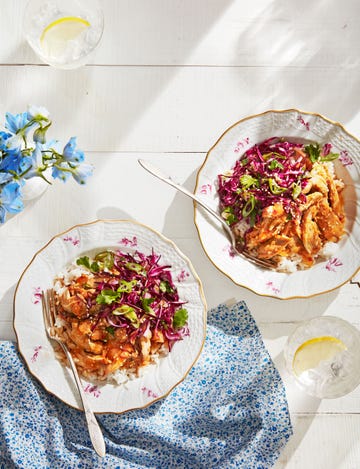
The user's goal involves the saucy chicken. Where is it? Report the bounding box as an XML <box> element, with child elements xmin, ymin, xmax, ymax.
<box><xmin>218</xmin><ymin>138</ymin><xmax>345</xmax><ymax>271</ymax></box>
<box><xmin>53</xmin><ymin>249</ymin><xmax>189</xmax><ymax>383</ymax></box>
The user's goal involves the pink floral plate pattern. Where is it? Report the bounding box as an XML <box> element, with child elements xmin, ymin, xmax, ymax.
<box><xmin>13</xmin><ymin>220</ymin><xmax>207</xmax><ymax>413</ymax></box>
<box><xmin>194</xmin><ymin>109</ymin><xmax>360</xmax><ymax>299</ymax></box>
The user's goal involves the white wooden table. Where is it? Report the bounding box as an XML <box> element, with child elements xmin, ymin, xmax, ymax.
<box><xmin>1</xmin><ymin>1</ymin><xmax>360</xmax><ymax>467</ymax></box>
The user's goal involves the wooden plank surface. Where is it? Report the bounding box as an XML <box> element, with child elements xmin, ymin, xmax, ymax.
<box><xmin>1</xmin><ymin>1</ymin><xmax>360</xmax><ymax>467</ymax></box>
<box><xmin>3</xmin><ymin>1</ymin><xmax>360</xmax><ymax>67</ymax></box>
<box><xmin>0</xmin><ymin>65</ymin><xmax>359</xmax><ymax>153</ymax></box>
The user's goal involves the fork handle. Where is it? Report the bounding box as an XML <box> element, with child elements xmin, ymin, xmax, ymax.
<box><xmin>59</xmin><ymin>343</ymin><xmax>106</xmax><ymax>457</ymax></box>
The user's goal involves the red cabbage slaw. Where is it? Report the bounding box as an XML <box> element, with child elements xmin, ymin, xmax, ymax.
<box><xmin>217</xmin><ymin>137</ymin><xmax>339</xmax><ymax>228</ymax></box>
<box><xmin>75</xmin><ymin>249</ymin><xmax>189</xmax><ymax>347</ymax></box>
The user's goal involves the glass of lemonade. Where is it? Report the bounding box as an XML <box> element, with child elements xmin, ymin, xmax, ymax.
<box><xmin>23</xmin><ymin>0</ymin><xmax>104</xmax><ymax>69</ymax></box>
<box><xmin>284</xmin><ymin>316</ymin><xmax>360</xmax><ymax>398</ymax></box>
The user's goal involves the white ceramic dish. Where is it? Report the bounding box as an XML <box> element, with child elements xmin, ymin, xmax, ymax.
<box><xmin>14</xmin><ymin>220</ymin><xmax>207</xmax><ymax>413</ymax></box>
<box><xmin>194</xmin><ymin>109</ymin><xmax>360</xmax><ymax>299</ymax></box>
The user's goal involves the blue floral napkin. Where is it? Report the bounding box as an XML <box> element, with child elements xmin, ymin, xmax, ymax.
<box><xmin>0</xmin><ymin>301</ymin><xmax>292</xmax><ymax>469</ymax></box>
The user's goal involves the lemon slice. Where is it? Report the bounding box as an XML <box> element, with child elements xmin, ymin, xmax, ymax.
<box><xmin>40</xmin><ymin>16</ymin><xmax>90</xmax><ymax>58</ymax></box>
<box><xmin>292</xmin><ymin>336</ymin><xmax>347</xmax><ymax>376</ymax></box>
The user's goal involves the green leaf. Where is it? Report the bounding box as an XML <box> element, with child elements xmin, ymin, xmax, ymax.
<box><xmin>222</xmin><ymin>206</ymin><xmax>238</xmax><ymax>225</ymax></box>
<box><xmin>76</xmin><ymin>256</ymin><xmax>91</xmax><ymax>269</ymax></box>
<box><xmin>76</xmin><ymin>256</ymin><xmax>99</xmax><ymax>272</ymax></box>
<box><xmin>96</xmin><ymin>289</ymin><xmax>121</xmax><ymax>305</ymax></box>
<box><xmin>173</xmin><ymin>308</ymin><xmax>188</xmax><ymax>328</ymax></box>
<box><xmin>268</xmin><ymin>159</ymin><xmax>284</xmax><ymax>170</ymax></box>
<box><xmin>90</xmin><ymin>261</ymin><xmax>100</xmax><ymax>272</ymax></box>
<box><xmin>141</xmin><ymin>297</ymin><xmax>156</xmax><ymax>316</ymax></box>
<box><xmin>304</xmin><ymin>143</ymin><xmax>321</xmax><ymax>163</ymax></box>
<box><xmin>240</xmin><ymin>174</ymin><xmax>259</xmax><ymax>190</ymax></box>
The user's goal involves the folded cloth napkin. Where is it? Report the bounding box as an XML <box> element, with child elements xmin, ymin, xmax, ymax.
<box><xmin>0</xmin><ymin>301</ymin><xmax>292</xmax><ymax>469</ymax></box>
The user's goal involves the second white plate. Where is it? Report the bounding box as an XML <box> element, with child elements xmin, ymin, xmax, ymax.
<box><xmin>194</xmin><ymin>109</ymin><xmax>360</xmax><ymax>299</ymax></box>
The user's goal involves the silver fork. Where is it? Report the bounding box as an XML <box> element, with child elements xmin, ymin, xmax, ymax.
<box><xmin>138</xmin><ymin>159</ymin><xmax>276</xmax><ymax>270</ymax></box>
<box><xmin>41</xmin><ymin>289</ymin><xmax>106</xmax><ymax>457</ymax></box>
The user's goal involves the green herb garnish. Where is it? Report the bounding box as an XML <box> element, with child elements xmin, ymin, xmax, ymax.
<box><xmin>173</xmin><ymin>308</ymin><xmax>188</xmax><ymax>329</ymax></box>
<box><xmin>222</xmin><ymin>206</ymin><xmax>238</xmax><ymax>225</ymax></box>
<box><xmin>76</xmin><ymin>256</ymin><xmax>100</xmax><ymax>272</ymax></box>
<box><xmin>268</xmin><ymin>159</ymin><xmax>284</xmax><ymax>170</ymax></box>
<box><xmin>105</xmin><ymin>326</ymin><xmax>115</xmax><ymax>336</ymax></box>
<box><xmin>240</xmin><ymin>174</ymin><xmax>259</xmax><ymax>190</ymax></box>
<box><xmin>96</xmin><ymin>289</ymin><xmax>121</xmax><ymax>305</ymax></box>
<box><xmin>141</xmin><ymin>297</ymin><xmax>156</xmax><ymax>316</ymax></box>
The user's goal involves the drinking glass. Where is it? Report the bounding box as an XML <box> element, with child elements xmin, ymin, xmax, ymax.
<box><xmin>284</xmin><ymin>316</ymin><xmax>360</xmax><ymax>398</ymax></box>
<box><xmin>23</xmin><ymin>0</ymin><xmax>104</xmax><ymax>69</ymax></box>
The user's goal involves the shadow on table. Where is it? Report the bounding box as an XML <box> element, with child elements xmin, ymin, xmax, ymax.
<box><xmin>96</xmin><ymin>206</ymin><xmax>135</xmax><ymax>221</ymax></box>
<box><xmin>233</xmin><ymin>0</ymin><xmax>360</xmax><ymax>124</ymax></box>
<box><xmin>3</xmin><ymin>0</ymin><xmax>238</xmax><ymax>157</ymax></box>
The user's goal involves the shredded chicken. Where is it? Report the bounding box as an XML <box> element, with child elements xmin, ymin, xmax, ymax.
<box><xmin>244</xmin><ymin>165</ymin><xmax>345</xmax><ymax>269</ymax></box>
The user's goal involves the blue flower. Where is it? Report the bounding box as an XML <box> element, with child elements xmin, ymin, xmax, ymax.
<box><xmin>0</xmin><ymin>149</ymin><xmax>22</xmax><ymax>174</ymax></box>
<box><xmin>0</xmin><ymin>181</ymin><xmax>23</xmax><ymax>222</ymax></box>
<box><xmin>62</xmin><ymin>137</ymin><xmax>85</xmax><ymax>163</ymax></box>
<box><xmin>0</xmin><ymin>106</ymin><xmax>93</xmax><ymax>223</ymax></box>
<box><xmin>5</xmin><ymin>112</ymin><xmax>30</xmax><ymax>135</ymax></box>
<box><xmin>71</xmin><ymin>163</ymin><xmax>93</xmax><ymax>185</ymax></box>
<box><xmin>4</xmin><ymin>133</ymin><xmax>24</xmax><ymax>151</ymax></box>
<box><xmin>0</xmin><ymin>131</ymin><xmax>11</xmax><ymax>151</ymax></box>
<box><xmin>0</xmin><ymin>173</ymin><xmax>13</xmax><ymax>184</ymax></box>
<box><xmin>52</xmin><ymin>163</ymin><xmax>71</xmax><ymax>182</ymax></box>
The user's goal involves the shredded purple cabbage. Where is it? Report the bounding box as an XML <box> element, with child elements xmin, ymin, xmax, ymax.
<box><xmin>81</xmin><ymin>249</ymin><xmax>189</xmax><ymax>348</ymax></box>
<box><xmin>217</xmin><ymin>137</ymin><xmax>317</xmax><ymax>226</ymax></box>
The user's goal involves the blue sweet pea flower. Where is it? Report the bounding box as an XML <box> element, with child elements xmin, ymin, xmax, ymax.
<box><xmin>72</xmin><ymin>162</ymin><xmax>93</xmax><ymax>185</ymax></box>
<box><xmin>62</xmin><ymin>136</ymin><xmax>85</xmax><ymax>163</ymax></box>
<box><xmin>0</xmin><ymin>181</ymin><xmax>23</xmax><ymax>219</ymax></box>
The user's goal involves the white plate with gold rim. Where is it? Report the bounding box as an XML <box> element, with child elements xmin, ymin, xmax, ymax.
<box><xmin>194</xmin><ymin>109</ymin><xmax>360</xmax><ymax>299</ymax></box>
<box><xmin>14</xmin><ymin>219</ymin><xmax>207</xmax><ymax>413</ymax></box>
